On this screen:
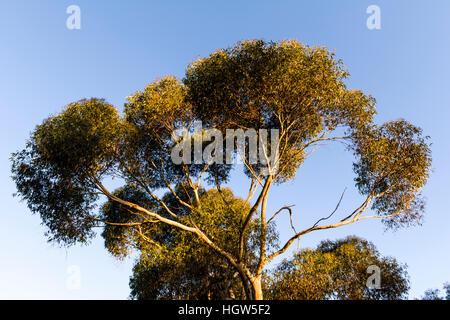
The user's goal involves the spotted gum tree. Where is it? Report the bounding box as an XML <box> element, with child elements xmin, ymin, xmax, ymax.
<box><xmin>11</xmin><ymin>40</ymin><xmax>431</xmax><ymax>300</ymax></box>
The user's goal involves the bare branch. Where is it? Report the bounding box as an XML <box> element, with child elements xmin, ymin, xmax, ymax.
<box><xmin>311</xmin><ymin>188</ymin><xmax>346</xmax><ymax>228</ymax></box>
<box><xmin>267</xmin><ymin>205</ymin><xmax>297</xmax><ymax>235</ymax></box>
<box><xmin>266</xmin><ymin>193</ymin><xmax>378</xmax><ymax>264</ymax></box>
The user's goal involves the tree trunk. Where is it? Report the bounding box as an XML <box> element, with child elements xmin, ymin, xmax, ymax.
<box><xmin>235</xmin><ymin>265</ymin><xmax>263</xmax><ymax>300</ymax></box>
<box><xmin>251</xmin><ymin>275</ymin><xmax>263</xmax><ymax>300</ymax></box>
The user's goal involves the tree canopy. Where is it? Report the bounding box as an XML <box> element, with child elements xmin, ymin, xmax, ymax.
<box><xmin>420</xmin><ymin>283</ymin><xmax>450</xmax><ymax>300</ymax></box>
<box><xmin>264</xmin><ymin>236</ymin><xmax>409</xmax><ymax>300</ymax></box>
<box><xmin>11</xmin><ymin>39</ymin><xmax>431</xmax><ymax>300</ymax></box>
<box><xmin>127</xmin><ymin>188</ymin><xmax>278</xmax><ymax>300</ymax></box>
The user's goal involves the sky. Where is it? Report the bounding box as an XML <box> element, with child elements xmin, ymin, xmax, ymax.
<box><xmin>0</xmin><ymin>0</ymin><xmax>449</xmax><ymax>299</ymax></box>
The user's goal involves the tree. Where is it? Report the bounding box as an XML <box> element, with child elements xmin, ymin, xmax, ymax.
<box><xmin>125</xmin><ymin>188</ymin><xmax>245</xmax><ymax>300</ymax></box>
<box><xmin>420</xmin><ymin>282</ymin><xmax>450</xmax><ymax>300</ymax></box>
<box><xmin>126</xmin><ymin>187</ymin><xmax>277</xmax><ymax>300</ymax></box>
<box><xmin>264</xmin><ymin>236</ymin><xmax>409</xmax><ymax>300</ymax></box>
<box><xmin>11</xmin><ymin>40</ymin><xmax>431</xmax><ymax>300</ymax></box>
<box><xmin>446</xmin><ymin>283</ymin><xmax>450</xmax><ymax>300</ymax></box>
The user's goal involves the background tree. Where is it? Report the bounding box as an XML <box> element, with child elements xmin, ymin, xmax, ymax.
<box><xmin>122</xmin><ymin>187</ymin><xmax>278</xmax><ymax>300</ymax></box>
<box><xmin>125</xmin><ymin>188</ymin><xmax>251</xmax><ymax>300</ymax></box>
<box><xmin>11</xmin><ymin>40</ymin><xmax>431</xmax><ymax>300</ymax></box>
<box><xmin>420</xmin><ymin>282</ymin><xmax>450</xmax><ymax>300</ymax></box>
<box><xmin>264</xmin><ymin>236</ymin><xmax>409</xmax><ymax>300</ymax></box>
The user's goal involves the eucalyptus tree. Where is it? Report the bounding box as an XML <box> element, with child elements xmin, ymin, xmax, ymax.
<box><xmin>265</xmin><ymin>236</ymin><xmax>410</xmax><ymax>300</ymax></box>
<box><xmin>11</xmin><ymin>40</ymin><xmax>431</xmax><ymax>300</ymax></box>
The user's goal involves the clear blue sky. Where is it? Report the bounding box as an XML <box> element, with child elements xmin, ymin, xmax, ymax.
<box><xmin>1</xmin><ymin>0</ymin><xmax>449</xmax><ymax>299</ymax></box>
